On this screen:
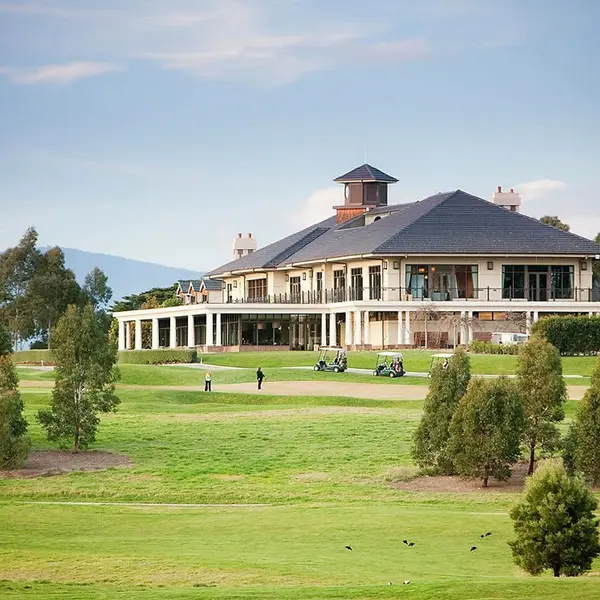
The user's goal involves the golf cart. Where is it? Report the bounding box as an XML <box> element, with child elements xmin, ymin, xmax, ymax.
<box><xmin>373</xmin><ymin>352</ymin><xmax>405</xmax><ymax>378</ymax></box>
<box><xmin>429</xmin><ymin>353</ymin><xmax>453</xmax><ymax>375</ymax></box>
<box><xmin>314</xmin><ymin>347</ymin><xmax>348</xmax><ymax>373</ymax></box>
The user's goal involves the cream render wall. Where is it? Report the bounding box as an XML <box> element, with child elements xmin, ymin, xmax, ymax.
<box><xmin>214</xmin><ymin>254</ymin><xmax>591</xmax><ymax>302</ymax></box>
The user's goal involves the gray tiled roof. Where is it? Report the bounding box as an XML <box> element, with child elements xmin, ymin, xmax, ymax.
<box><xmin>206</xmin><ymin>190</ymin><xmax>600</xmax><ymax>276</ymax></box>
<box><xmin>334</xmin><ymin>163</ymin><xmax>398</xmax><ymax>183</ymax></box>
<box><xmin>203</xmin><ymin>278</ymin><xmax>223</xmax><ymax>291</ymax></box>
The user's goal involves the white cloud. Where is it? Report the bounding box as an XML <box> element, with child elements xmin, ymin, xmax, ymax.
<box><xmin>0</xmin><ymin>1</ymin><xmax>432</xmax><ymax>85</ymax></box>
<box><xmin>516</xmin><ymin>179</ymin><xmax>567</xmax><ymax>202</ymax></box>
<box><xmin>0</xmin><ymin>62</ymin><xmax>124</xmax><ymax>85</ymax></box>
<box><xmin>294</xmin><ymin>187</ymin><xmax>340</xmax><ymax>228</ymax></box>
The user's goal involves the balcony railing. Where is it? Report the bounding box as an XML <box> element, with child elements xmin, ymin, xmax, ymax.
<box><xmin>225</xmin><ymin>287</ymin><xmax>600</xmax><ymax>305</ymax></box>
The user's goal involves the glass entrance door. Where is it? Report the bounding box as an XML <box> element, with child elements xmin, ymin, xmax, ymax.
<box><xmin>528</xmin><ymin>272</ymin><xmax>548</xmax><ymax>301</ymax></box>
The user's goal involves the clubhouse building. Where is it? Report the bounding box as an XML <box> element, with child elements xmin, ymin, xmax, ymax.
<box><xmin>114</xmin><ymin>164</ymin><xmax>600</xmax><ymax>352</ymax></box>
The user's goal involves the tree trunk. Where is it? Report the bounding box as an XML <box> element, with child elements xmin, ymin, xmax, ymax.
<box><xmin>553</xmin><ymin>565</ymin><xmax>560</xmax><ymax>578</ymax></box>
<box><xmin>483</xmin><ymin>464</ymin><xmax>489</xmax><ymax>488</ymax></box>
<box><xmin>528</xmin><ymin>439</ymin><xmax>536</xmax><ymax>475</ymax></box>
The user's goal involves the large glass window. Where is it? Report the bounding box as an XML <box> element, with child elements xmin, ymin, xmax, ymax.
<box><xmin>503</xmin><ymin>265</ymin><xmax>574</xmax><ymax>300</ymax></box>
<box><xmin>405</xmin><ymin>265</ymin><xmax>478</xmax><ymax>299</ymax></box>
<box><xmin>333</xmin><ymin>269</ymin><xmax>346</xmax><ymax>302</ymax></box>
<box><xmin>350</xmin><ymin>268</ymin><xmax>363</xmax><ymax>300</ymax></box>
<box><xmin>316</xmin><ymin>271</ymin><xmax>323</xmax><ymax>302</ymax></box>
<box><xmin>290</xmin><ymin>276</ymin><xmax>301</xmax><ymax>302</ymax></box>
<box><xmin>247</xmin><ymin>278</ymin><xmax>267</xmax><ymax>301</ymax></box>
<box><xmin>369</xmin><ymin>266</ymin><xmax>382</xmax><ymax>300</ymax></box>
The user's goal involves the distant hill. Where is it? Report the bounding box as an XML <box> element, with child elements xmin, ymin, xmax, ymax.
<box><xmin>43</xmin><ymin>247</ymin><xmax>204</xmax><ymax>301</ymax></box>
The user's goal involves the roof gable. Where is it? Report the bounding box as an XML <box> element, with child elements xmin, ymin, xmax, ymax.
<box><xmin>334</xmin><ymin>163</ymin><xmax>398</xmax><ymax>183</ymax></box>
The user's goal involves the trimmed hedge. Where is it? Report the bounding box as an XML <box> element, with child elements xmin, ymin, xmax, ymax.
<box><xmin>468</xmin><ymin>340</ymin><xmax>520</xmax><ymax>355</ymax></box>
<box><xmin>12</xmin><ymin>349</ymin><xmax>54</xmax><ymax>364</ymax></box>
<box><xmin>532</xmin><ymin>315</ymin><xmax>600</xmax><ymax>356</ymax></box>
<box><xmin>118</xmin><ymin>349</ymin><xmax>198</xmax><ymax>365</ymax></box>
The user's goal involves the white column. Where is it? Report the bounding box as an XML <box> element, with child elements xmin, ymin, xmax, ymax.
<box><xmin>118</xmin><ymin>320</ymin><xmax>126</xmax><ymax>351</ymax></box>
<box><xmin>363</xmin><ymin>311</ymin><xmax>370</xmax><ymax>345</ymax></box>
<box><xmin>187</xmin><ymin>314</ymin><xmax>195</xmax><ymax>348</ymax></box>
<box><xmin>467</xmin><ymin>311</ymin><xmax>473</xmax><ymax>344</ymax></box>
<box><xmin>206</xmin><ymin>313</ymin><xmax>214</xmax><ymax>347</ymax></box>
<box><xmin>525</xmin><ymin>311</ymin><xmax>532</xmax><ymax>334</ymax></box>
<box><xmin>355</xmin><ymin>311</ymin><xmax>362</xmax><ymax>346</ymax></box>
<box><xmin>345</xmin><ymin>311</ymin><xmax>352</xmax><ymax>347</ymax></box>
<box><xmin>460</xmin><ymin>311</ymin><xmax>467</xmax><ymax>346</ymax></box>
<box><xmin>533</xmin><ymin>310</ymin><xmax>539</xmax><ymax>323</ymax></box>
<box><xmin>169</xmin><ymin>316</ymin><xmax>177</xmax><ymax>348</ymax></box>
<box><xmin>125</xmin><ymin>321</ymin><xmax>132</xmax><ymax>350</ymax></box>
<box><xmin>215</xmin><ymin>313</ymin><xmax>222</xmax><ymax>346</ymax></box>
<box><xmin>329</xmin><ymin>313</ymin><xmax>337</xmax><ymax>346</ymax></box>
<box><xmin>321</xmin><ymin>313</ymin><xmax>327</xmax><ymax>347</ymax></box>
<box><xmin>152</xmin><ymin>318</ymin><xmax>159</xmax><ymax>349</ymax></box>
<box><xmin>397</xmin><ymin>311</ymin><xmax>403</xmax><ymax>346</ymax></box>
<box><xmin>405</xmin><ymin>310</ymin><xmax>412</xmax><ymax>345</ymax></box>
<box><xmin>134</xmin><ymin>319</ymin><xmax>142</xmax><ymax>350</ymax></box>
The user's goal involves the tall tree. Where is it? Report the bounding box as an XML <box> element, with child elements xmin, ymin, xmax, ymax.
<box><xmin>111</xmin><ymin>284</ymin><xmax>179</xmax><ymax>313</ymax></box>
<box><xmin>0</xmin><ymin>325</ymin><xmax>30</xmax><ymax>469</ymax></box>
<box><xmin>27</xmin><ymin>247</ymin><xmax>81</xmax><ymax>347</ymax></box>
<box><xmin>567</xmin><ymin>356</ymin><xmax>600</xmax><ymax>485</ymax></box>
<box><xmin>539</xmin><ymin>216</ymin><xmax>570</xmax><ymax>231</ymax></box>
<box><xmin>412</xmin><ymin>348</ymin><xmax>471</xmax><ymax>474</ymax></box>
<box><xmin>509</xmin><ymin>460</ymin><xmax>600</xmax><ymax>577</ymax></box>
<box><xmin>38</xmin><ymin>304</ymin><xmax>120</xmax><ymax>452</ymax></box>
<box><xmin>0</xmin><ymin>227</ymin><xmax>40</xmax><ymax>349</ymax></box>
<box><xmin>83</xmin><ymin>267</ymin><xmax>113</xmax><ymax>312</ymax></box>
<box><xmin>447</xmin><ymin>377</ymin><xmax>524</xmax><ymax>487</ymax></box>
<box><xmin>516</xmin><ymin>335</ymin><xmax>566</xmax><ymax>475</ymax></box>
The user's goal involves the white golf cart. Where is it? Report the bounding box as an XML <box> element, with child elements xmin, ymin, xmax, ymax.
<box><xmin>373</xmin><ymin>352</ymin><xmax>405</xmax><ymax>378</ymax></box>
<box><xmin>314</xmin><ymin>347</ymin><xmax>348</xmax><ymax>373</ymax></box>
<box><xmin>429</xmin><ymin>353</ymin><xmax>453</xmax><ymax>375</ymax></box>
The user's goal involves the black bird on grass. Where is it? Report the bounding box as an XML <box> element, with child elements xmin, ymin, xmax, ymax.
<box><xmin>345</xmin><ymin>545</ymin><xmax>352</xmax><ymax>551</ymax></box>
<box><xmin>470</xmin><ymin>546</ymin><xmax>477</xmax><ymax>552</ymax></box>
<box><xmin>485</xmin><ymin>532</ymin><xmax>492</xmax><ymax>537</ymax></box>
<box><xmin>402</xmin><ymin>540</ymin><xmax>408</xmax><ymax>545</ymax></box>
<box><xmin>408</xmin><ymin>542</ymin><xmax>415</xmax><ymax>547</ymax></box>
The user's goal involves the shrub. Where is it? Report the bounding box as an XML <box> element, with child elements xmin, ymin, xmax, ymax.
<box><xmin>29</xmin><ymin>340</ymin><xmax>48</xmax><ymax>350</ymax></box>
<box><xmin>509</xmin><ymin>460</ymin><xmax>600</xmax><ymax>577</ymax></box>
<box><xmin>532</xmin><ymin>315</ymin><xmax>600</xmax><ymax>355</ymax></box>
<box><xmin>469</xmin><ymin>340</ymin><xmax>520</xmax><ymax>355</ymax></box>
<box><xmin>11</xmin><ymin>349</ymin><xmax>54</xmax><ymax>365</ymax></box>
<box><xmin>118</xmin><ymin>349</ymin><xmax>198</xmax><ymax>365</ymax></box>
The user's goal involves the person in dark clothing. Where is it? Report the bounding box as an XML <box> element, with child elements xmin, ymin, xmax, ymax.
<box><xmin>256</xmin><ymin>367</ymin><xmax>265</xmax><ymax>390</ymax></box>
<box><xmin>204</xmin><ymin>371</ymin><xmax>212</xmax><ymax>392</ymax></box>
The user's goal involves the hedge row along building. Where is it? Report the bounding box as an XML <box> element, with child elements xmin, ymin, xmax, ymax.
<box><xmin>114</xmin><ymin>164</ymin><xmax>600</xmax><ymax>352</ymax></box>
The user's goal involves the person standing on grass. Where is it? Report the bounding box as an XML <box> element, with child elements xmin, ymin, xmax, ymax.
<box><xmin>256</xmin><ymin>367</ymin><xmax>265</xmax><ymax>390</ymax></box>
<box><xmin>204</xmin><ymin>371</ymin><xmax>212</xmax><ymax>392</ymax></box>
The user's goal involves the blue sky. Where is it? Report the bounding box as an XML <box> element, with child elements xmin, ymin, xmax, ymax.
<box><xmin>1</xmin><ymin>0</ymin><xmax>599</xmax><ymax>270</ymax></box>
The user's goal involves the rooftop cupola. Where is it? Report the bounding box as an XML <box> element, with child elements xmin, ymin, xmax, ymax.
<box><xmin>333</xmin><ymin>163</ymin><xmax>398</xmax><ymax>223</ymax></box>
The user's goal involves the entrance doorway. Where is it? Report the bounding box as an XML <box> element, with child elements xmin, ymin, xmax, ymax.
<box><xmin>528</xmin><ymin>272</ymin><xmax>548</xmax><ymax>301</ymax></box>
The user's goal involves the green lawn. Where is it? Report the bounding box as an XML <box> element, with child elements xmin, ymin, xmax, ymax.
<box><xmin>200</xmin><ymin>349</ymin><xmax>599</xmax><ymax>376</ymax></box>
<box><xmin>1</xmin><ymin>374</ymin><xmax>598</xmax><ymax>598</ymax></box>
<box><xmin>3</xmin><ymin>502</ymin><xmax>599</xmax><ymax>599</ymax></box>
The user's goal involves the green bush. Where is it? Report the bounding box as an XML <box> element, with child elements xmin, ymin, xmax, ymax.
<box><xmin>533</xmin><ymin>316</ymin><xmax>600</xmax><ymax>356</ymax></box>
<box><xmin>469</xmin><ymin>340</ymin><xmax>520</xmax><ymax>355</ymax></box>
<box><xmin>118</xmin><ymin>349</ymin><xmax>198</xmax><ymax>365</ymax></box>
<box><xmin>11</xmin><ymin>349</ymin><xmax>54</xmax><ymax>364</ymax></box>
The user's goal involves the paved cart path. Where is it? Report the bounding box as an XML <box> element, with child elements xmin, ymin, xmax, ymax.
<box><xmin>19</xmin><ymin>380</ymin><xmax>587</xmax><ymax>401</ymax></box>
